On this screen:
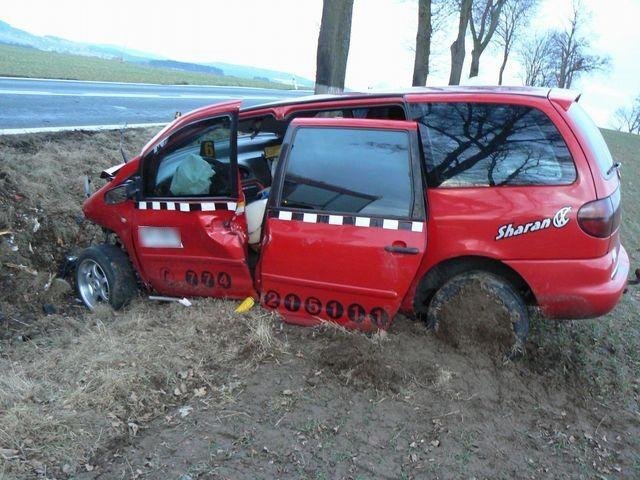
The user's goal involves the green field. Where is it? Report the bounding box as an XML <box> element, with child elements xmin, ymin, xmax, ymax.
<box><xmin>0</xmin><ymin>43</ymin><xmax>293</xmax><ymax>89</ymax></box>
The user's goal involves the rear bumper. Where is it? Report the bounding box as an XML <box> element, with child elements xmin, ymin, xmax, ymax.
<box><xmin>506</xmin><ymin>246</ymin><xmax>630</xmax><ymax>319</ymax></box>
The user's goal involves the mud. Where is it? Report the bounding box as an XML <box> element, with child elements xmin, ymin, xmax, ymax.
<box><xmin>433</xmin><ymin>281</ymin><xmax>518</xmax><ymax>359</ymax></box>
<box><xmin>74</xmin><ymin>316</ymin><xmax>640</xmax><ymax>480</ymax></box>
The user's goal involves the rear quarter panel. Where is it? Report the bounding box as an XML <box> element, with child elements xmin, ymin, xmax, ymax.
<box><xmin>401</xmin><ymin>94</ymin><xmax>605</xmax><ymax>312</ymax></box>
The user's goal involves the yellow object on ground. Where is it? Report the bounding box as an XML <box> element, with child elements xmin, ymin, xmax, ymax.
<box><xmin>235</xmin><ymin>297</ymin><xmax>256</xmax><ymax>313</ymax></box>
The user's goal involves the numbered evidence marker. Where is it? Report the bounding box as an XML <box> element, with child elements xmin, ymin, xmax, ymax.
<box><xmin>200</xmin><ymin>140</ymin><xmax>216</xmax><ymax>159</ymax></box>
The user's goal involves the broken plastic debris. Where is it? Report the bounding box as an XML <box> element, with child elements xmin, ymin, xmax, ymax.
<box><xmin>148</xmin><ymin>295</ymin><xmax>192</xmax><ymax>307</ymax></box>
<box><xmin>178</xmin><ymin>405</ymin><xmax>193</xmax><ymax>417</ymax></box>
<box><xmin>4</xmin><ymin>263</ymin><xmax>37</xmax><ymax>275</ymax></box>
<box><xmin>5</xmin><ymin>235</ymin><xmax>18</xmax><ymax>252</ymax></box>
<box><xmin>235</xmin><ymin>297</ymin><xmax>255</xmax><ymax>313</ymax></box>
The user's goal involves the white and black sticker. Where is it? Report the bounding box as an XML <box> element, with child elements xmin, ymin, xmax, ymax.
<box><xmin>495</xmin><ymin>206</ymin><xmax>571</xmax><ymax>240</ymax></box>
<box><xmin>271</xmin><ymin>209</ymin><xmax>424</xmax><ymax>232</ymax></box>
<box><xmin>137</xmin><ymin>201</ymin><xmax>237</xmax><ymax>212</ymax></box>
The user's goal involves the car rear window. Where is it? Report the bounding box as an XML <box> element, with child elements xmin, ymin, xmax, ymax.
<box><xmin>567</xmin><ymin>102</ymin><xmax>615</xmax><ymax>178</ymax></box>
<box><xmin>280</xmin><ymin>127</ymin><xmax>413</xmax><ymax>218</ymax></box>
<box><xmin>409</xmin><ymin>102</ymin><xmax>576</xmax><ymax>188</ymax></box>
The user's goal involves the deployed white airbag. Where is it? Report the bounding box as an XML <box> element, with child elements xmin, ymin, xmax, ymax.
<box><xmin>170</xmin><ymin>153</ymin><xmax>214</xmax><ymax>196</ymax></box>
<box><xmin>246</xmin><ymin>198</ymin><xmax>268</xmax><ymax>245</ymax></box>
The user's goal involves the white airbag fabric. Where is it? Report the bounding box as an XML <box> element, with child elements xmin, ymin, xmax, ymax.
<box><xmin>170</xmin><ymin>153</ymin><xmax>214</xmax><ymax>196</ymax></box>
<box><xmin>246</xmin><ymin>198</ymin><xmax>268</xmax><ymax>245</ymax></box>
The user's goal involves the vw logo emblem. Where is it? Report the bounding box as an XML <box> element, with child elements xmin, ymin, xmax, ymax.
<box><xmin>553</xmin><ymin>206</ymin><xmax>571</xmax><ymax>228</ymax></box>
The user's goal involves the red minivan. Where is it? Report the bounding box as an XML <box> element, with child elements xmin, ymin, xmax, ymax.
<box><xmin>76</xmin><ymin>87</ymin><xmax>629</xmax><ymax>353</ymax></box>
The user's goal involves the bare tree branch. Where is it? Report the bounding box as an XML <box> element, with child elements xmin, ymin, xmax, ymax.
<box><xmin>614</xmin><ymin>95</ymin><xmax>640</xmax><ymax>134</ymax></box>
<box><xmin>469</xmin><ymin>0</ymin><xmax>507</xmax><ymax>78</ymax></box>
<box><xmin>519</xmin><ymin>1</ymin><xmax>608</xmax><ymax>88</ymax></box>
<box><xmin>495</xmin><ymin>0</ymin><xmax>538</xmax><ymax>85</ymax></box>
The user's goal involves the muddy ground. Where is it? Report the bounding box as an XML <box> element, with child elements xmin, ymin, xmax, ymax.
<box><xmin>0</xmin><ymin>128</ymin><xmax>639</xmax><ymax>480</ymax></box>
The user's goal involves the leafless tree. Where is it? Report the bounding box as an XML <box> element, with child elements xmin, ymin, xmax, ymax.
<box><xmin>519</xmin><ymin>33</ymin><xmax>555</xmax><ymax>87</ymax></box>
<box><xmin>614</xmin><ymin>95</ymin><xmax>640</xmax><ymax>134</ymax></box>
<box><xmin>448</xmin><ymin>0</ymin><xmax>472</xmax><ymax>85</ymax></box>
<box><xmin>551</xmin><ymin>0</ymin><xmax>609</xmax><ymax>88</ymax></box>
<box><xmin>315</xmin><ymin>0</ymin><xmax>354</xmax><ymax>94</ymax></box>
<box><xmin>412</xmin><ymin>0</ymin><xmax>433</xmax><ymax>86</ymax></box>
<box><xmin>412</xmin><ymin>0</ymin><xmax>456</xmax><ymax>86</ymax></box>
<box><xmin>520</xmin><ymin>1</ymin><xmax>608</xmax><ymax>89</ymax></box>
<box><xmin>468</xmin><ymin>0</ymin><xmax>507</xmax><ymax>79</ymax></box>
<box><xmin>495</xmin><ymin>0</ymin><xmax>538</xmax><ymax>85</ymax></box>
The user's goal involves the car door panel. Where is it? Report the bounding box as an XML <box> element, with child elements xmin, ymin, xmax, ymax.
<box><xmin>257</xmin><ymin>118</ymin><xmax>427</xmax><ymax>330</ymax></box>
<box><xmin>132</xmin><ymin>101</ymin><xmax>255</xmax><ymax>300</ymax></box>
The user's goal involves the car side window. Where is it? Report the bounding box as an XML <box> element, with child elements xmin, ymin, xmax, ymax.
<box><xmin>409</xmin><ymin>102</ymin><xmax>576</xmax><ymax>187</ymax></box>
<box><xmin>143</xmin><ymin>116</ymin><xmax>234</xmax><ymax>198</ymax></box>
<box><xmin>280</xmin><ymin>127</ymin><xmax>414</xmax><ymax>218</ymax></box>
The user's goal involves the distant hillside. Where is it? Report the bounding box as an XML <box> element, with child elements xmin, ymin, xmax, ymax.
<box><xmin>0</xmin><ymin>20</ymin><xmax>160</xmax><ymax>62</ymax></box>
<box><xmin>147</xmin><ymin>60</ymin><xmax>223</xmax><ymax>76</ymax></box>
<box><xmin>208</xmin><ymin>62</ymin><xmax>314</xmax><ymax>88</ymax></box>
<box><xmin>0</xmin><ymin>19</ymin><xmax>313</xmax><ymax>87</ymax></box>
<box><xmin>0</xmin><ymin>43</ymin><xmax>291</xmax><ymax>89</ymax></box>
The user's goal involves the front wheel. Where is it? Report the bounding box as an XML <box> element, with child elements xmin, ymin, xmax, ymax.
<box><xmin>76</xmin><ymin>244</ymin><xmax>137</xmax><ymax>310</ymax></box>
<box><xmin>426</xmin><ymin>271</ymin><xmax>529</xmax><ymax>359</ymax></box>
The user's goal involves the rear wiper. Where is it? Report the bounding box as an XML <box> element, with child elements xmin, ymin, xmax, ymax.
<box><xmin>607</xmin><ymin>162</ymin><xmax>621</xmax><ymax>176</ymax></box>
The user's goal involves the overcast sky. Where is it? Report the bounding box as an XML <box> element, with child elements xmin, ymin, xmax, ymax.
<box><xmin>3</xmin><ymin>0</ymin><xmax>639</xmax><ymax>127</ymax></box>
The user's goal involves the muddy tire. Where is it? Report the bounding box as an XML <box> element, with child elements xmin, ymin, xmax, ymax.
<box><xmin>426</xmin><ymin>271</ymin><xmax>528</xmax><ymax>359</ymax></box>
<box><xmin>76</xmin><ymin>244</ymin><xmax>137</xmax><ymax>310</ymax></box>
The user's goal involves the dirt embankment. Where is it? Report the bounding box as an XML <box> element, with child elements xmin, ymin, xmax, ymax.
<box><xmin>0</xmin><ymin>129</ymin><xmax>638</xmax><ymax>479</ymax></box>
<box><xmin>0</xmin><ymin>129</ymin><xmax>153</xmax><ymax>329</ymax></box>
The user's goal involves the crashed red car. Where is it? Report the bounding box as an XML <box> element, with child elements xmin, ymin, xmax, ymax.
<box><xmin>76</xmin><ymin>87</ymin><xmax>629</xmax><ymax>352</ymax></box>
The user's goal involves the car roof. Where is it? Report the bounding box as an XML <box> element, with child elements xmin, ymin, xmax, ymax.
<box><xmin>241</xmin><ymin>85</ymin><xmax>554</xmax><ymax>113</ymax></box>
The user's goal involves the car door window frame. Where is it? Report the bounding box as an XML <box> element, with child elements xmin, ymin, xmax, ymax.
<box><xmin>270</xmin><ymin>124</ymin><xmax>425</xmax><ymax>222</ymax></box>
<box><xmin>140</xmin><ymin>113</ymin><xmax>239</xmax><ymax>200</ymax></box>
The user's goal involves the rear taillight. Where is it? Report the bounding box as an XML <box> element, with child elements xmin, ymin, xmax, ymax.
<box><xmin>577</xmin><ymin>189</ymin><xmax>621</xmax><ymax>238</ymax></box>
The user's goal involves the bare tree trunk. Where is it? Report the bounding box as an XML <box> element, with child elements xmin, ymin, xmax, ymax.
<box><xmin>496</xmin><ymin>0</ymin><xmax>539</xmax><ymax>86</ymax></box>
<box><xmin>498</xmin><ymin>43</ymin><xmax>509</xmax><ymax>85</ymax></box>
<box><xmin>315</xmin><ymin>0</ymin><xmax>354</xmax><ymax>94</ymax></box>
<box><xmin>412</xmin><ymin>0</ymin><xmax>432</xmax><ymax>86</ymax></box>
<box><xmin>449</xmin><ymin>0</ymin><xmax>472</xmax><ymax>85</ymax></box>
<box><xmin>469</xmin><ymin>48</ymin><xmax>481</xmax><ymax>78</ymax></box>
<box><xmin>468</xmin><ymin>0</ymin><xmax>507</xmax><ymax>79</ymax></box>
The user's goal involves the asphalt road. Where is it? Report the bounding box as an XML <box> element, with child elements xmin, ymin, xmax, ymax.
<box><xmin>0</xmin><ymin>77</ymin><xmax>311</xmax><ymax>129</ymax></box>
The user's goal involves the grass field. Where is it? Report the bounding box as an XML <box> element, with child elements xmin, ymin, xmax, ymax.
<box><xmin>0</xmin><ymin>127</ymin><xmax>638</xmax><ymax>479</ymax></box>
<box><xmin>0</xmin><ymin>43</ymin><xmax>293</xmax><ymax>89</ymax></box>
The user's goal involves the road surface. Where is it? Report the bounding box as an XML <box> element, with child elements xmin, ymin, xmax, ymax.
<box><xmin>0</xmin><ymin>77</ymin><xmax>311</xmax><ymax>130</ymax></box>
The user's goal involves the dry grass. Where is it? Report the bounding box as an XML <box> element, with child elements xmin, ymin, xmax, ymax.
<box><xmin>0</xmin><ymin>128</ymin><xmax>156</xmax><ymax>319</ymax></box>
<box><xmin>0</xmin><ymin>299</ymin><xmax>286</xmax><ymax>477</ymax></box>
<box><xmin>0</xmin><ymin>124</ymin><xmax>639</xmax><ymax>479</ymax></box>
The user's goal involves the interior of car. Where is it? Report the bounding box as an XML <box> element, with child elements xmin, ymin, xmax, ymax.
<box><xmin>237</xmin><ymin>104</ymin><xmax>407</xmax><ymax>250</ymax></box>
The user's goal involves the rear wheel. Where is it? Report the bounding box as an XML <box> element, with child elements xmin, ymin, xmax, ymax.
<box><xmin>76</xmin><ymin>244</ymin><xmax>137</xmax><ymax>310</ymax></box>
<box><xmin>426</xmin><ymin>271</ymin><xmax>529</xmax><ymax>359</ymax></box>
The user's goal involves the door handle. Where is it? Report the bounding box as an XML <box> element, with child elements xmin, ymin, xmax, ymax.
<box><xmin>384</xmin><ymin>245</ymin><xmax>419</xmax><ymax>255</ymax></box>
